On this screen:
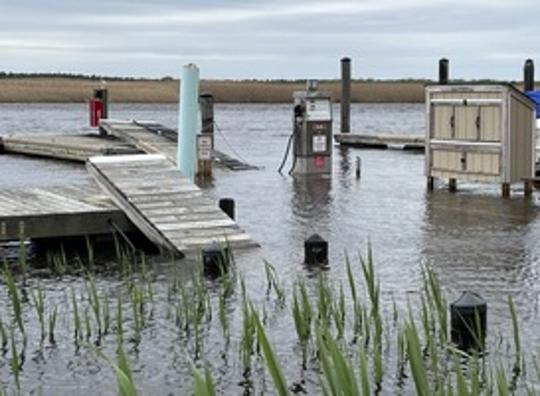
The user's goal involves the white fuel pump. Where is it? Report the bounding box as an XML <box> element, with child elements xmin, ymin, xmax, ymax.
<box><xmin>278</xmin><ymin>80</ymin><xmax>333</xmax><ymax>175</ymax></box>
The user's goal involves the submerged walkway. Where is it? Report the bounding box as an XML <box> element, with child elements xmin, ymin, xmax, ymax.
<box><xmin>87</xmin><ymin>154</ymin><xmax>257</xmax><ymax>256</ymax></box>
<box><xmin>101</xmin><ymin>119</ymin><xmax>259</xmax><ymax>170</ymax></box>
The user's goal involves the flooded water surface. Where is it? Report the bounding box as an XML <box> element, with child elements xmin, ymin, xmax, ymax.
<box><xmin>1</xmin><ymin>102</ymin><xmax>539</xmax><ymax>394</ymax></box>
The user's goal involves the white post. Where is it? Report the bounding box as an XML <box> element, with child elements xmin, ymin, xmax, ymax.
<box><xmin>178</xmin><ymin>63</ymin><xmax>200</xmax><ymax>181</ymax></box>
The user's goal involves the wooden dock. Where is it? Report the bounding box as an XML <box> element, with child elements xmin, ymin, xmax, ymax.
<box><xmin>0</xmin><ymin>183</ymin><xmax>134</xmax><ymax>241</ymax></box>
<box><xmin>87</xmin><ymin>154</ymin><xmax>257</xmax><ymax>256</ymax></box>
<box><xmin>0</xmin><ymin>134</ymin><xmax>141</xmax><ymax>162</ymax></box>
<box><xmin>334</xmin><ymin>133</ymin><xmax>425</xmax><ymax>150</ymax></box>
<box><xmin>101</xmin><ymin>120</ymin><xmax>259</xmax><ymax>170</ymax></box>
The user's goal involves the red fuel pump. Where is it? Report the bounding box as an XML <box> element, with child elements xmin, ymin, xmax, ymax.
<box><xmin>89</xmin><ymin>98</ymin><xmax>104</xmax><ymax>127</ymax></box>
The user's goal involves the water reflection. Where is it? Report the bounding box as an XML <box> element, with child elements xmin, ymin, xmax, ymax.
<box><xmin>420</xmin><ymin>189</ymin><xmax>540</xmax><ymax>343</ymax></box>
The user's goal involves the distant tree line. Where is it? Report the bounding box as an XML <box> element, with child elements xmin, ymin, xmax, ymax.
<box><xmin>0</xmin><ymin>72</ymin><xmax>519</xmax><ymax>84</ymax></box>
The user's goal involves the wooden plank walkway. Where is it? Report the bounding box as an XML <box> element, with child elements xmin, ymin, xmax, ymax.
<box><xmin>0</xmin><ymin>183</ymin><xmax>135</xmax><ymax>240</ymax></box>
<box><xmin>0</xmin><ymin>134</ymin><xmax>141</xmax><ymax>162</ymax></box>
<box><xmin>87</xmin><ymin>154</ymin><xmax>257</xmax><ymax>256</ymax></box>
<box><xmin>334</xmin><ymin>133</ymin><xmax>425</xmax><ymax>151</ymax></box>
<box><xmin>101</xmin><ymin>119</ymin><xmax>259</xmax><ymax>170</ymax></box>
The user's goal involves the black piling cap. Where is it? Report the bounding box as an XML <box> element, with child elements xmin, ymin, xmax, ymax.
<box><xmin>219</xmin><ymin>198</ymin><xmax>235</xmax><ymax>220</ymax></box>
<box><xmin>304</xmin><ymin>233</ymin><xmax>328</xmax><ymax>265</ymax></box>
<box><xmin>451</xmin><ymin>291</ymin><xmax>487</xmax><ymax>311</ymax></box>
<box><xmin>450</xmin><ymin>291</ymin><xmax>487</xmax><ymax>352</ymax></box>
<box><xmin>202</xmin><ymin>242</ymin><xmax>230</xmax><ymax>278</ymax></box>
<box><xmin>341</xmin><ymin>57</ymin><xmax>351</xmax><ymax>63</ymax></box>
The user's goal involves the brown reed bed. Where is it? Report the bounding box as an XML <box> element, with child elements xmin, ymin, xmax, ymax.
<box><xmin>0</xmin><ymin>78</ymin><xmax>428</xmax><ymax>103</ymax></box>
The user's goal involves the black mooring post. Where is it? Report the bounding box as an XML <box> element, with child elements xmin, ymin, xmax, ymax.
<box><xmin>202</xmin><ymin>242</ymin><xmax>230</xmax><ymax>277</ymax></box>
<box><xmin>524</xmin><ymin>59</ymin><xmax>535</xmax><ymax>92</ymax></box>
<box><xmin>439</xmin><ymin>58</ymin><xmax>449</xmax><ymax>85</ymax></box>
<box><xmin>340</xmin><ymin>57</ymin><xmax>351</xmax><ymax>133</ymax></box>
<box><xmin>450</xmin><ymin>291</ymin><xmax>487</xmax><ymax>352</ymax></box>
<box><xmin>219</xmin><ymin>198</ymin><xmax>235</xmax><ymax>220</ymax></box>
<box><xmin>304</xmin><ymin>234</ymin><xmax>328</xmax><ymax>265</ymax></box>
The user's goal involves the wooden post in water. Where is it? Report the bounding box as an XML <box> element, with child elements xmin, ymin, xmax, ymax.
<box><xmin>524</xmin><ymin>59</ymin><xmax>535</xmax><ymax>92</ymax></box>
<box><xmin>340</xmin><ymin>57</ymin><xmax>351</xmax><ymax>133</ymax></box>
<box><xmin>200</xmin><ymin>93</ymin><xmax>215</xmax><ymax>146</ymax></box>
<box><xmin>439</xmin><ymin>58</ymin><xmax>449</xmax><ymax>85</ymax></box>
<box><xmin>198</xmin><ymin>92</ymin><xmax>214</xmax><ymax>178</ymax></box>
<box><xmin>440</xmin><ymin>58</ymin><xmax>452</xmax><ymax>191</ymax></box>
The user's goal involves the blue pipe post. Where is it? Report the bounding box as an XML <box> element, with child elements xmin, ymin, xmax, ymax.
<box><xmin>178</xmin><ymin>63</ymin><xmax>200</xmax><ymax>181</ymax></box>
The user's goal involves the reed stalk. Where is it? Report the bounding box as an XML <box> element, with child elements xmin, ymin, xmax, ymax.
<box><xmin>31</xmin><ymin>286</ymin><xmax>45</xmax><ymax>342</ymax></box>
<box><xmin>252</xmin><ymin>306</ymin><xmax>290</xmax><ymax>396</ymax></box>
<box><xmin>4</xmin><ymin>263</ymin><xmax>24</xmax><ymax>336</ymax></box>
<box><xmin>10</xmin><ymin>326</ymin><xmax>20</xmax><ymax>391</ymax></box>
<box><xmin>71</xmin><ymin>288</ymin><xmax>81</xmax><ymax>341</ymax></box>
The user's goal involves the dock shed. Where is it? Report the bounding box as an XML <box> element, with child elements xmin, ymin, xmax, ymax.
<box><xmin>425</xmin><ymin>84</ymin><xmax>537</xmax><ymax>196</ymax></box>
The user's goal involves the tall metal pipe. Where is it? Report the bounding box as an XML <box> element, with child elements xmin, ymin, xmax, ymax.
<box><xmin>178</xmin><ymin>64</ymin><xmax>200</xmax><ymax>181</ymax></box>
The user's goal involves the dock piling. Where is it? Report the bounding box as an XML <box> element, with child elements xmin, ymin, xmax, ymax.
<box><xmin>524</xmin><ymin>59</ymin><xmax>535</xmax><ymax>92</ymax></box>
<box><xmin>439</xmin><ymin>58</ymin><xmax>449</xmax><ymax>85</ymax></box>
<box><xmin>219</xmin><ymin>198</ymin><xmax>235</xmax><ymax>220</ymax></box>
<box><xmin>202</xmin><ymin>242</ymin><xmax>231</xmax><ymax>277</ymax></box>
<box><xmin>340</xmin><ymin>57</ymin><xmax>351</xmax><ymax>133</ymax></box>
<box><xmin>450</xmin><ymin>291</ymin><xmax>487</xmax><ymax>352</ymax></box>
<box><xmin>304</xmin><ymin>234</ymin><xmax>328</xmax><ymax>265</ymax></box>
<box><xmin>200</xmin><ymin>93</ymin><xmax>215</xmax><ymax>146</ymax></box>
<box><xmin>178</xmin><ymin>64</ymin><xmax>200</xmax><ymax>181</ymax></box>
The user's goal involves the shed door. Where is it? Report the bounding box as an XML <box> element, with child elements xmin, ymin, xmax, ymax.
<box><xmin>431</xmin><ymin>149</ymin><xmax>500</xmax><ymax>176</ymax></box>
<box><xmin>454</xmin><ymin>105</ymin><xmax>479</xmax><ymax>140</ymax></box>
<box><xmin>479</xmin><ymin>106</ymin><xmax>501</xmax><ymax>141</ymax></box>
<box><xmin>431</xmin><ymin>105</ymin><xmax>454</xmax><ymax>139</ymax></box>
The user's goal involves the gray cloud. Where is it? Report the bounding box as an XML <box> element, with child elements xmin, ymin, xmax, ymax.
<box><xmin>0</xmin><ymin>0</ymin><xmax>538</xmax><ymax>79</ymax></box>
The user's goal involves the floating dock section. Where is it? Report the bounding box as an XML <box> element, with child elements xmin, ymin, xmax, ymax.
<box><xmin>87</xmin><ymin>154</ymin><xmax>257</xmax><ymax>256</ymax></box>
<box><xmin>0</xmin><ymin>184</ymin><xmax>134</xmax><ymax>240</ymax></box>
<box><xmin>334</xmin><ymin>133</ymin><xmax>425</xmax><ymax>150</ymax></box>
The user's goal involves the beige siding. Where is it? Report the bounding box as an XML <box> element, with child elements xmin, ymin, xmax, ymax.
<box><xmin>509</xmin><ymin>94</ymin><xmax>534</xmax><ymax>182</ymax></box>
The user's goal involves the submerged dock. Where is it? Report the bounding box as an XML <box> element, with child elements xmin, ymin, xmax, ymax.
<box><xmin>0</xmin><ymin>119</ymin><xmax>259</xmax><ymax>256</ymax></box>
<box><xmin>87</xmin><ymin>154</ymin><xmax>257</xmax><ymax>255</ymax></box>
<box><xmin>334</xmin><ymin>133</ymin><xmax>425</xmax><ymax>150</ymax></box>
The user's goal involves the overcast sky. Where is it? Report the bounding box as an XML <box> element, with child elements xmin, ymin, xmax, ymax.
<box><xmin>1</xmin><ymin>0</ymin><xmax>539</xmax><ymax>80</ymax></box>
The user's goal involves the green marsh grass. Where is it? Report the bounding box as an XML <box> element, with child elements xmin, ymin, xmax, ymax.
<box><xmin>192</xmin><ymin>364</ymin><xmax>216</xmax><ymax>396</ymax></box>
<box><xmin>1</xmin><ymin>242</ymin><xmax>538</xmax><ymax>395</ymax></box>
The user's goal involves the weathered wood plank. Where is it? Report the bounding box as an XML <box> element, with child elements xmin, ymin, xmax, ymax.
<box><xmin>87</xmin><ymin>154</ymin><xmax>257</xmax><ymax>256</ymax></box>
<box><xmin>0</xmin><ymin>134</ymin><xmax>141</xmax><ymax>162</ymax></box>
